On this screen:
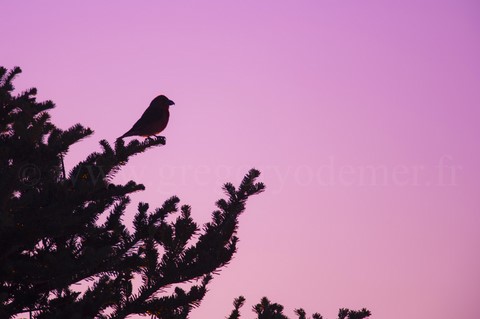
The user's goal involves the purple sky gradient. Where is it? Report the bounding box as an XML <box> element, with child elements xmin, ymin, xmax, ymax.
<box><xmin>2</xmin><ymin>1</ymin><xmax>480</xmax><ymax>318</ymax></box>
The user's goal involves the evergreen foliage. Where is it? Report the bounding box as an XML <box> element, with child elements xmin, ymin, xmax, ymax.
<box><xmin>227</xmin><ymin>297</ymin><xmax>371</xmax><ymax>319</ymax></box>
<box><xmin>0</xmin><ymin>67</ymin><xmax>371</xmax><ymax>319</ymax></box>
<box><xmin>0</xmin><ymin>66</ymin><xmax>264</xmax><ymax>318</ymax></box>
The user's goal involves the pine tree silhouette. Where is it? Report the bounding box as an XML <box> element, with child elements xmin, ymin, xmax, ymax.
<box><xmin>0</xmin><ymin>67</ymin><xmax>264</xmax><ymax>318</ymax></box>
<box><xmin>0</xmin><ymin>67</ymin><xmax>371</xmax><ymax>319</ymax></box>
<box><xmin>226</xmin><ymin>297</ymin><xmax>371</xmax><ymax>319</ymax></box>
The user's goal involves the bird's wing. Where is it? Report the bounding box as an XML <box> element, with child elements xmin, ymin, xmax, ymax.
<box><xmin>129</xmin><ymin>104</ymin><xmax>165</xmax><ymax>132</ymax></box>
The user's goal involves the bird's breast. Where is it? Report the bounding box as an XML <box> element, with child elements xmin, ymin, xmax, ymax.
<box><xmin>144</xmin><ymin>110</ymin><xmax>169</xmax><ymax>136</ymax></box>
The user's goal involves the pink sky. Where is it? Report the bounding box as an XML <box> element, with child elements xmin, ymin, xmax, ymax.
<box><xmin>2</xmin><ymin>1</ymin><xmax>480</xmax><ymax>318</ymax></box>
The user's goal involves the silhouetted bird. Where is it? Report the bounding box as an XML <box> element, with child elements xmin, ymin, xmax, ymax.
<box><xmin>119</xmin><ymin>95</ymin><xmax>175</xmax><ymax>139</ymax></box>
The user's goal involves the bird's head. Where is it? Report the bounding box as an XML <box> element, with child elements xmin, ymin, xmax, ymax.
<box><xmin>153</xmin><ymin>95</ymin><xmax>175</xmax><ymax>107</ymax></box>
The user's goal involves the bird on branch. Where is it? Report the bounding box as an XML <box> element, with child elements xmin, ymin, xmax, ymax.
<box><xmin>118</xmin><ymin>95</ymin><xmax>175</xmax><ymax>141</ymax></box>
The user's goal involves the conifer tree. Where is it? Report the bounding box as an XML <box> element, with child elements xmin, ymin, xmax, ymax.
<box><xmin>226</xmin><ymin>297</ymin><xmax>371</xmax><ymax>319</ymax></box>
<box><xmin>0</xmin><ymin>67</ymin><xmax>371</xmax><ymax>319</ymax></box>
<box><xmin>0</xmin><ymin>66</ymin><xmax>265</xmax><ymax>318</ymax></box>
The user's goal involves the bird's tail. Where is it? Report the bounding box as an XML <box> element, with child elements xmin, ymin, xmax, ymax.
<box><xmin>118</xmin><ymin>130</ymin><xmax>133</xmax><ymax>139</ymax></box>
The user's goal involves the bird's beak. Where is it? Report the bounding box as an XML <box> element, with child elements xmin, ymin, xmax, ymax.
<box><xmin>169</xmin><ymin>99</ymin><xmax>175</xmax><ymax>106</ymax></box>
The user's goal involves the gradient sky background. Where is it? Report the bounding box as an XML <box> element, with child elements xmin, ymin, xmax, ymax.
<box><xmin>2</xmin><ymin>1</ymin><xmax>480</xmax><ymax>318</ymax></box>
